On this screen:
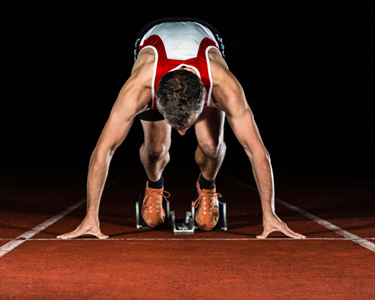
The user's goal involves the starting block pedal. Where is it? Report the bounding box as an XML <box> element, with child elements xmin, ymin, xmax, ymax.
<box><xmin>135</xmin><ymin>193</ymin><xmax>170</xmax><ymax>229</ymax></box>
<box><xmin>170</xmin><ymin>211</ymin><xmax>195</xmax><ymax>235</ymax></box>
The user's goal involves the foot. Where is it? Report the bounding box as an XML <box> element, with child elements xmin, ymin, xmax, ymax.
<box><xmin>193</xmin><ymin>174</ymin><xmax>222</xmax><ymax>231</ymax></box>
<box><xmin>141</xmin><ymin>182</ymin><xmax>170</xmax><ymax>228</ymax></box>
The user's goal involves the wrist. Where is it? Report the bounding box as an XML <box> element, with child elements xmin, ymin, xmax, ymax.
<box><xmin>261</xmin><ymin>203</ymin><xmax>275</xmax><ymax>215</ymax></box>
<box><xmin>85</xmin><ymin>211</ymin><xmax>99</xmax><ymax>221</ymax></box>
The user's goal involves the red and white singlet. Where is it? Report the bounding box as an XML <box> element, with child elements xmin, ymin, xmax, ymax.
<box><xmin>138</xmin><ymin>22</ymin><xmax>222</xmax><ymax>109</ymax></box>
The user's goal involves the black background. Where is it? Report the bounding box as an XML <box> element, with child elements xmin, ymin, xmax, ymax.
<box><xmin>1</xmin><ymin>1</ymin><xmax>374</xmax><ymax>181</ymax></box>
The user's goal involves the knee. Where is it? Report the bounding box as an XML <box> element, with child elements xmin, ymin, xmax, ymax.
<box><xmin>144</xmin><ymin>142</ymin><xmax>170</xmax><ymax>161</ymax></box>
<box><xmin>199</xmin><ymin>140</ymin><xmax>226</xmax><ymax>159</ymax></box>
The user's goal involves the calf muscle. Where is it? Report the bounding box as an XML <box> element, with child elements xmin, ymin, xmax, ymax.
<box><xmin>140</xmin><ymin>120</ymin><xmax>172</xmax><ymax>182</ymax></box>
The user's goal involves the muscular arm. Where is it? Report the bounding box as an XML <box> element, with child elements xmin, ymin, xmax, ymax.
<box><xmin>86</xmin><ymin>66</ymin><xmax>151</xmax><ymax>217</ymax></box>
<box><xmin>210</xmin><ymin>50</ymin><xmax>305</xmax><ymax>239</ymax></box>
<box><xmin>57</xmin><ymin>50</ymin><xmax>154</xmax><ymax>239</ymax></box>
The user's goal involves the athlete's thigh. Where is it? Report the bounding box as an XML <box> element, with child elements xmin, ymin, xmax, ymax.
<box><xmin>141</xmin><ymin>119</ymin><xmax>172</xmax><ymax>149</ymax></box>
<box><xmin>195</xmin><ymin>107</ymin><xmax>225</xmax><ymax>147</ymax></box>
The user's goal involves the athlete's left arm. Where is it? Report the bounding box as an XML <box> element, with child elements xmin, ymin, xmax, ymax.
<box><xmin>210</xmin><ymin>53</ymin><xmax>305</xmax><ymax>239</ymax></box>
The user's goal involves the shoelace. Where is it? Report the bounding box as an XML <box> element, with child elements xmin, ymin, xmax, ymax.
<box><xmin>193</xmin><ymin>192</ymin><xmax>222</xmax><ymax>215</ymax></box>
<box><xmin>143</xmin><ymin>190</ymin><xmax>170</xmax><ymax>214</ymax></box>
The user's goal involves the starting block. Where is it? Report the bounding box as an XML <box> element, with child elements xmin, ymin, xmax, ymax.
<box><xmin>170</xmin><ymin>210</ymin><xmax>195</xmax><ymax>235</ymax></box>
<box><xmin>135</xmin><ymin>193</ymin><xmax>170</xmax><ymax>229</ymax></box>
<box><xmin>135</xmin><ymin>194</ymin><xmax>227</xmax><ymax>234</ymax></box>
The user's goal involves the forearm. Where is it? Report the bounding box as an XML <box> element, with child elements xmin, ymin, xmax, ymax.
<box><xmin>249</xmin><ymin>151</ymin><xmax>275</xmax><ymax>216</ymax></box>
<box><xmin>86</xmin><ymin>149</ymin><xmax>112</xmax><ymax>218</ymax></box>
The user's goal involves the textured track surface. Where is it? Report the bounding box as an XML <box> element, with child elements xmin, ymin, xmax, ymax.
<box><xmin>1</xmin><ymin>163</ymin><xmax>374</xmax><ymax>299</ymax></box>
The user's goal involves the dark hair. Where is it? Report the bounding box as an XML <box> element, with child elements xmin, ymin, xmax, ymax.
<box><xmin>156</xmin><ymin>70</ymin><xmax>206</xmax><ymax>130</ymax></box>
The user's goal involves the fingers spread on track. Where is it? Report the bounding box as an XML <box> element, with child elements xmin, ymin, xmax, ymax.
<box><xmin>256</xmin><ymin>222</ymin><xmax>306</xmax><ymax>240</ymax></box>
<box><xmin>57</xmin><ymin>230</ymin><xmax>109</xmax><ymax>240</ymax></box>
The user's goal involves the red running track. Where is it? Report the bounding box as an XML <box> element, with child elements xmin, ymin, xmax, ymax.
<box><xmin>0</xmin><ymin>163</ymin><xmax>374</xmax><ymax>299</ymax></box>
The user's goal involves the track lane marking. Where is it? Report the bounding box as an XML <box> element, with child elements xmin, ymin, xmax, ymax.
<box><xmin>0</xmin><ymin>171</ymin><xmax>134</xmax><ymax>258</ymax></box>
<box><xmin>220</xmin><ymin>174</ymin><xmax>375</xmax><ymax>253</ymax></box>
<box><xmin>0</xmin><ymin>199</ymin><xmax>86</xmax><ymax>257</ymax></box>
<box><xmin>0</xmin><ymin>238</ymin><xmax>374</xmax><ymax>241</ymax></box>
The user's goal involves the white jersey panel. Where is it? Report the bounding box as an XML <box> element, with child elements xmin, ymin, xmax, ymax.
<box><xmin>139</xmin><ymin>22</ymin><xmax>219</xmax><ymax>60</ymax></box>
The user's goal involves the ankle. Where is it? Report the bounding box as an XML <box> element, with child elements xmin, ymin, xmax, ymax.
<box><xmin>199</xmin><ymin>174</ymin><xmax>216</xmax><ymax>189</ymax></box>
<box><xmin>148</xmin><ymin>175</ymin><xmax>164</xmax><ymax>189</ymax></box>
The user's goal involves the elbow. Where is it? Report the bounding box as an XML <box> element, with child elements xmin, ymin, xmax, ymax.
<box><xmin>264</xmin><ymin>148</ymin><xmax>271</xmax><ymax>162</ymax></box>
<box><xmin>90</xmin><ymin>146</ymin><xmax>113</xmax><ymax>167</ymax></box>
<box><xmin>246</xmin><ymin>146</ymin><xmax>270</xmax><ymax>164</ymax></box>
<box><xmin>109</xmin><ymin>144</ymin><xmax>119</xmax><ymax>157</ymax></box>
<box><xmin>258</xmin><ymin>148</ymin><xmax>271</xmax><ymax>164</ymax></box>
<box><xmin>89</xmin><ymin>147</ymin><xmax>98</xmax><ymax>165</ymax></box>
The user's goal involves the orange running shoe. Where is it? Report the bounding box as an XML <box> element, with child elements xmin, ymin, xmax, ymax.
<box><xmin>141</xmin><ymin>183</ymin><xmax>170</xmax><ymax>228</ymax></box>
<box><xmin>193</xmin><ymin>174</ymin><xmax>222</xmax><ymax>231</ymax></box>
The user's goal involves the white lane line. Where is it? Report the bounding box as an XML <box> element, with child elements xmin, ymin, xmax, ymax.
<box><xmin>0</xmin><ymin>199</ymin><xmax>86</xmax><ymax>257</ymax></box>
<box><xmin>0</xmin><ymin>171</ymin><xmax>135</xmax><ymax>258</ymax></box>
<box><xmin>220</xmin><ymin>174</ymin><xmax>375</xmax><ymax>253</ymax></box>
<box><xmin>274</xmin><ymin>199</ymin><xmax>375</xmax><ymax>252</ymax></box>
<box><xmin>0</xmin><ymin>238</ymin><xmax>374</xmax><ymax>241</ymax></box>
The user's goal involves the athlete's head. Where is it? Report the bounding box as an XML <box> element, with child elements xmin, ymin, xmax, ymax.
<box><xmin>156</xmin><ymin>70</ymin><xmax>206</xmax><ymax>130</ymax></box>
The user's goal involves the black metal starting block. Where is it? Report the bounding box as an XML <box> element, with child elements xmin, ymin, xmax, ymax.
<box><xmin>135</xmin><ymin>194</ymin><xmax>227</xmax><ymax>234</ymax></box>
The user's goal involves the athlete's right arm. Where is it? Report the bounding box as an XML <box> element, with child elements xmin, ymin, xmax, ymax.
<box><xmin>57</xmin><ymin>50</ymin><xmax>154</xmax><ymax>239</ymax></box>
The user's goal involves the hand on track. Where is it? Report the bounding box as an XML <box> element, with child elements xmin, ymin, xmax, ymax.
<box><xmin>57</xmin><ymin>217</ymin><xmax>109</xmax><ymax>240</ymax></box>
<box><xmin>256</xmin><ymin>214</ymin><xmax>306</xmax><ymax>239</ymax></box>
